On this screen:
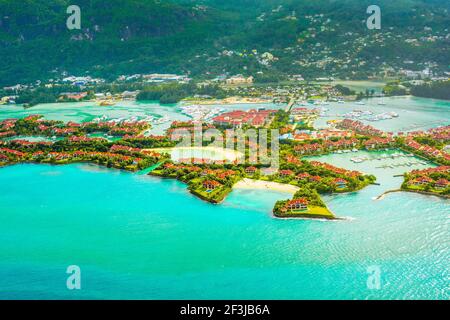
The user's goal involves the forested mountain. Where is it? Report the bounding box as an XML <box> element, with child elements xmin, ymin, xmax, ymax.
<box><xmin>0</xmin><ymin>0</ymin><xmax>448</xmax><ymax>86</ymax></box>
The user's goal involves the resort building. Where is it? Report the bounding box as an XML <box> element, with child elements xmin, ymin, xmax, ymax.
<box><xmin>295</xmin><ymin>173</ymin><xmax>311</xmax><ymax>181</ymax></box>
<box><xmin>312</xmin><ymin>129</ymin><xmax>354</xmax><ymax>140</ymax></box>
<box><xmin>333</xmin><ymin>178</ymin><xmax>348</xmax><ymax>189</ymax></box>
<box><xmin>110</xmin><ymin>145</ymin><xmax>141</xmax><ymax>153</ymax></box>
<box><xmin>434</xmin><ymin>179</ymin><xmax>449</xmax><ymax>189</ymax></box>
<box><xmin>310</xmin><ymin>161</ymin><xmax>362</xmax><ymax>178</ymax></box>
<box><xmin>309</xmin><ymin>175</ymin><xmax>322</xmax><ymax>182</ymax></box>
<box><xmin>203</xmin><ymin>180</ymin><xmax>222</xmax><ymax>191</ymax></box>
<box><xmin>225</xmin><ymin>75</ymin><xmax>254</xmax><ymax>85</ymax></box>
<box><xmin>412</xmin><ymin>176</ymin><xmax>433</xmax><ymax>186</ymax></box>
<box><xmin>285</xmin><ymin>198</ymin><xmax>309</xmax><ymax>211</ymax></box>
<box><xmin>337</xmin><ymin>119</ymin><xmax>386</xmax><ymax>137</ymax></box>
<box><xmin>245</xmin><ymin>166</ymin><xmax>257</xmax><ymax>174</ymax></box>
<box><xmin>364</xmin><ymin>137</ymin><xmax>394</xmax><ymax>150</ymax></box>
<box><xmin>279</xmin><ymin>170</ymin><xmax>294</xmax><ymax>177</ymax></box>
<box><xmin>212</xmin><ymin>109</ymin><xmax>277</xmax><ymax>128</ymax></box>
<box><xmin>405</xmin><ymin>139</ymin><xmax>450</xmax><ymax>161</ymax></box>
<box><xmin>59</xmin><ymin>92</ymin><xmax>88</xmax><ymax>101</ymax></box>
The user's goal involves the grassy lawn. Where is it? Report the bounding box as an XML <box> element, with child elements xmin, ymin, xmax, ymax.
<box><xmin>190</xmin><ymin>186</ymin><xmax>231</xmax><ymax>203</ymax></box>
<box><xmin>277</xmin><ymin>205</ymin><xmax>335</xmax><ymax>219</ymax></box>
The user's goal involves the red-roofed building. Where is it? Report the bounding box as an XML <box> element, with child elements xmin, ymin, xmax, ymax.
<box><xmin>295</xmin><ymin>172</ymin><xmax>311</xmax><ymax>181</ymax></box>
<box><xmin>213</xmin><ymin>109</ymin><xmax>277</xmax><ymax>128</ymax></box>
<box><xmin>412</xmin><ymin>176</ymin><xmax>433</xmax><ymax>186</ymax></box>
<box><xmin>285</xmin><ymin>198</ymin><xmax>308</xmax><ymax>211</ymax></box>
<box><xmin>203</xmin><ymin>180</ymin><xmax>222</xmax><ymax>191</ymax></box>
<box><xmin>279</xmin><ymin>169</ymin><xmax>294</xmax><ymax>177</ymax></box>
<box><xmin>333</xmin><ymin>178</ymin><xmax>348</xmax><ymax>189</ymax></box>
<box><xmin>435</xmin><ymin>179</ymin><xmax>449</xmax><ymax>189</ymax></box>
<box><xmin>245</xmin><ymin>166</ymin><xmax>257</xmax><ymax>174</ymax></box>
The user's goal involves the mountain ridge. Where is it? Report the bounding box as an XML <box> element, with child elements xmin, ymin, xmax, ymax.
<box><xmin>0</xmin><ymin>0</ymin><xmax>448</xmax><ymax>86</ymax></box>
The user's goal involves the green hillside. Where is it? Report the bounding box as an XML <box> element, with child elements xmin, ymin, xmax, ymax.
<box><xmin>0</xmin><ymin>0</ymin><xmax>448</xmax><ymax>86</ymax></box>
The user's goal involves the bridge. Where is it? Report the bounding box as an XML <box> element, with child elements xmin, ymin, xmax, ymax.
<box><xmin>285</xmin><ymin>98</ymin><xmax>296</xmax><ymax>113</ymax></box>
<box><xmin>136</xmin><ymin>160</ymin><xmax>167</xmax><ymax>175</ymax></box>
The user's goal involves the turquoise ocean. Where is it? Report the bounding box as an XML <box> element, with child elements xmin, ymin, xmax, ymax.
<box><xmin>0</xmin><ymin>96</ymin><xmax>449</xmax><ymax>299</ymax></box>
<box><xmin>0</xmin><ymin>160</ymin><xmax>448</xmax><ymax>299</ymax></box>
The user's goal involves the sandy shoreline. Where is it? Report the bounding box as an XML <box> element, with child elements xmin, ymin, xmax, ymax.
<box><xmin>183</xmin><ymin>97</ymin><xmax>273</xmax><ymax>105</ymax></box>
<box><xmin>234</xmin><ymin>178</ymin><xmax>300</xmax><ymax>194</ymax></box>
<box><xmin>144</xmin><ymin>146</ymin><xmax>244</xmax><ymax>161</ymax></box>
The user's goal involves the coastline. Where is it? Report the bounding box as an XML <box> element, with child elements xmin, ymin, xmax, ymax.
<box><xmin>376</xmin><ymin>188</ymin><xmax>450</xmax><ymax>200</ymax></box>
<box><xmin>182</xmin><ymin>97</ymin><xmax>273</xmax><ymax>105</ymax></box>
<box><xmin>144</xmin><ymin>146</ymin><xmax>244</xmax><ymax>162</ymax></box>
<box><xmin>233</xmin><ymin>178</ymin><xmax>300</xmax><ymax>194</ymax></box>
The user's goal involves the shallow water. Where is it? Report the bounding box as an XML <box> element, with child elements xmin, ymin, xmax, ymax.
<box><xmin>0</xmin><ymin>163</ymin><xmax>448</xmax><ymax>299</ymax></box>
<box><xmin>314</xmin><ymin>96</ymin><xmax>450</xmax><ymax>132</ymax></box>
<box><xmin>2</xmin><ymin>96</ymin><xmax>448</xmax><ymax>135</ymax></box>
<box><xmin>0</xmin><ymin>97</ymin><xmax>449</xmax><ymax>299</ymax></box>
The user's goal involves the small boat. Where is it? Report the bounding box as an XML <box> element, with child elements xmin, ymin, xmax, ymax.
<box><xmin>98</xmin><ymin>100</ymin><xmax>115</xmax><ymax>106</ymax></box>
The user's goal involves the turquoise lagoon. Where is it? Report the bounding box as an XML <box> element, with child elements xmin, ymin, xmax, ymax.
<box><xmin>0</xmin><ymin>100</ymin><xmax>283</xmax><ymax>135</ymax></box>
<box><xmin>1</xmin><ymin>96</ymin><xmax>449</xmax><ymax>134</ymax></box>
<box><xmin>0</xmin><ymin>157</ymin><xmax>448</xmax><ymax>300</ymax></box>
<box><xmin>0</xmin><ymin>97</ymin><xmax>449</xmax><ymax>299</ymax></box>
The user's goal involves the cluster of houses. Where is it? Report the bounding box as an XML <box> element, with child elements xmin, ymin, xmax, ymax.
<box><xmin>309</xmin><ymin>161</ymin><xmax>362</xmax><ymax>178</ymax></box>
<box><xmin>0</xmin><ymin>148</ymin><xmax>27</xmax><ymax>161</ymax></box>
<box><xmin>225</xmin><ymin>75</ymin><xmax>254</xmax><ymax>85</ymax></box>
<box><xmin>280</xmin><ymin>170</ymin><xmax>320</xmax><ymax>184</ymax></box>
<box><xmin>364</xmin><ymin>137</ymin><xmax>395</xmax><ymax>149</ymax></box>
<box><xmin>401</xmin><ymin>125</ymin><xmax>450</xmax><ymax>141</ymax></box>
<box><xmin>177</xmin><ymin>158</ymin><xmax>234</xmax><ymax>165</ymax></box>
<box><xmin>59</xmin><ymin>92</ymin><xmax>89</xmax><ymax>101</ymax></box>
<box><xmin>212</xmin><ymin>109</ymin><xmax>277</xmax><ymax>128</ymax></box>
<box><xmin>407</xmin><ymin>166</ymin><xmax>450</xmax><ymax>190</ymax></box>
<box><xmin>294</xmin><ymin>138</ymin><xmax>359</xmax><ymax>155</ymax></box>
<box><xmin>276</xmin><ymin>166</ymin><xmax>355</xmax><ymax>189</ymax></box>
<box><xmin>1</xmin><ymin>115</ymin><xmax>149</xmax><ymax>139</ymax></box>
<box><xmin>405</xmin><ymin>139</ymin><xmax>450</xmax><ymax>162</ymax></box>
<box><xmin>291</xmin><ymin>108</ymin><xmax>320</xmax><ymax>116</ymax></box>
<box><xmin>68</xmin><ymin>136</ymin><xmax>105</xmax><ymax>143</ymax></box>
<box><xmin>161</xmin><ymin>162</ymin><xmax>240</xmax><ymax>192</ymax></box>
<box><xmin>0</xmin><ymin>130</ymin><xmax>16</xmax><ymax>138</ymax></box>
<box><xmin>30</xmin><ymin>150</ymin><xmax>145</xmax><ymax>166</ymax></box>
<box><xmin>427</xmin><ymin>125</ymin><xmax>450</xmax><ymax>142</ymax></box>
<box><xmin>337</xmin><ymin>119</ymin><xmax>387</xmax><ymax>137</ymax></box>
<box><xmin>163</xmin><ymin>163</ymin><xmax>238</xmax><ymax>180</ymax></box>
<box><xmin>289</xmin><ymin>107</ymin><xmax>319</xmax><ymax>124</ymax></box>
<box><xmin>0</xmin><ymin>118</ymin><xmax>17</xmax><ymax>137</ymax></box>
<box><xmin>8</xmin><ymin>139</ymin><xmax>52</xmax><ymax>148</ymax></box>
<box><xmin>402</xmin><ymin>126</ymin><xmax>450</xmax><ymax>144</ymax></box>
<box><xmin>167</xmin><ymin>121</ymin><xmax>216</xmax><ymax>136</ymax></box>
<box><xmin>292</xmin><ymin>129</ymin><xmax>354</xmax><ymax>142</ymax></box>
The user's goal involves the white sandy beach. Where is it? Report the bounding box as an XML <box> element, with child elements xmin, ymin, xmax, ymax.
<box><xmin>145</xmin><ymin>146</ymin><xmax>244</xmax><ymax>162</ymax></box>
<box><xmin>234</xmin><ymin>178</ymin><xmax>300</xmax><ymax>194</ymax></box>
